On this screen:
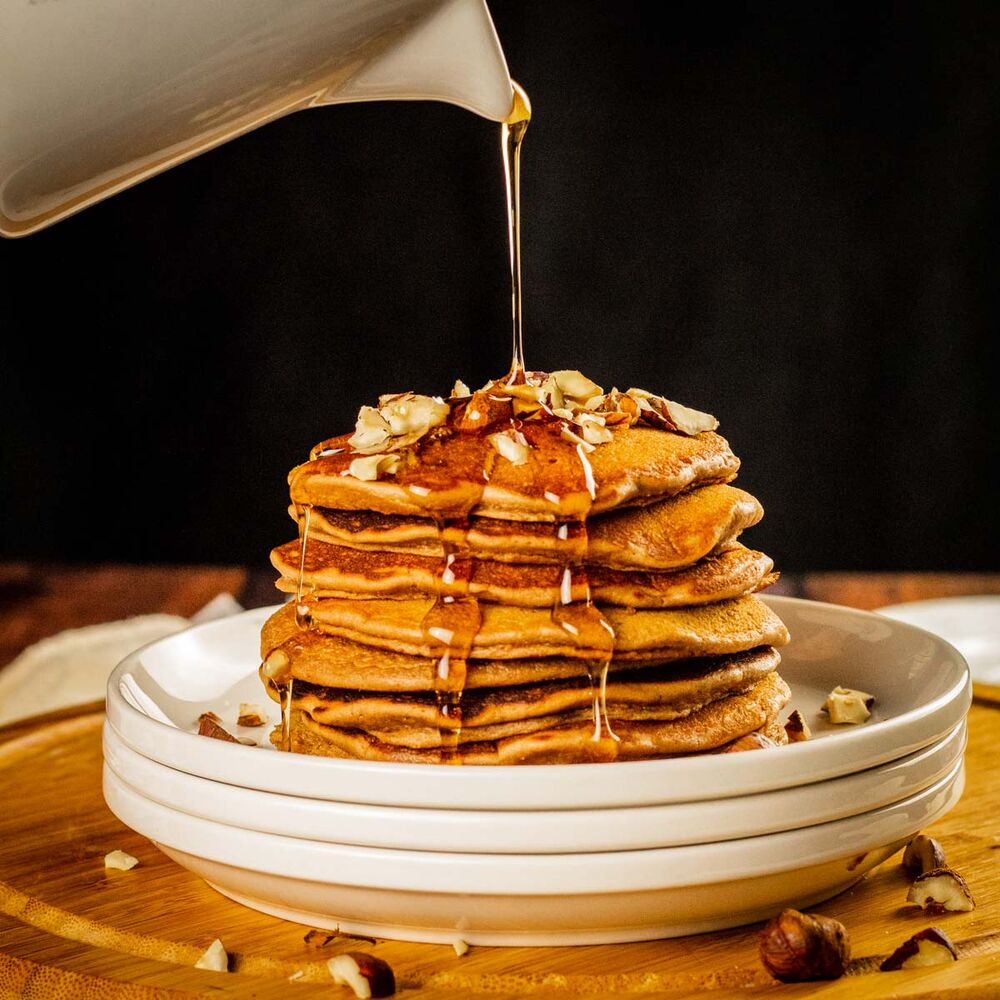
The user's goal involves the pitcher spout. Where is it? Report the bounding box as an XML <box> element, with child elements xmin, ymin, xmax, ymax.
<box><xmin>321</xmin><ymin>0</ymin><xmax>515</xmax><ymax>121</ymax></box>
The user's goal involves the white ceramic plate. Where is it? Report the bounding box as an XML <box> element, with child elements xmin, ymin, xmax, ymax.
<box><xmin>104</xmin><ymin>597</ymin><xmax>971</xmax><ymax>809</ymax></box>
<box><xmin>879</xmin><ymin>596</ymin><xmax>1000</xmax><ymax>689</ymax></box>
<box><xmin>103</xmin><ymin>759</ymin><xmax>964</xmax><ymax>945</ymax></box>
<box><xmin>102</xmin><ymin>719</ymin><xmax>966</xmax><ymax>853</ymax></box>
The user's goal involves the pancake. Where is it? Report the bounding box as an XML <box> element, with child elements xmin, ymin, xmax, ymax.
<box><xmin>297</xmin><ymin>483</ymin><xmax>764</xmax><ymax>570</ymax></box>
<box><xmin>289</xmin><ymin>425</ymin><xmax>739</xmax><ymax>522</ymax></box>
<box><xmin>261</xmin><ymin>603</ymin><xmax>781</xmax><ymax>691</ymax></box>
<box><xmin>272</xmin><ymin>538</ymin><xmax>776</xmax><ymax>607</ymax></box>
<box><xmin>289</xmin><ymin>647</ymin><xmax>781</xmax><ymax>732</ymax></box>
<box><xmin>283</xmin><ymin>671</ymin><xmax>792</xmax><ymax>764</ymax></box>
<box><xmin>305</xmin><ymin>593</ymin><xmax>789</xmax><ymax>661</ymax></box>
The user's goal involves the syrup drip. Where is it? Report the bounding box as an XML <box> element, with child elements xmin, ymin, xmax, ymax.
<box><xmin>502</xmin><ymin>82</ymin><xmax>531</xmax><ymax>383</ymax></box>
<box><xmin>279</xmin><ymin>675</ymin><xmax>294</xmax><ymax>752</ymax></box>
<box><xmin>421</xmin><ymin>516</ymin><xmax>482</xmax><ymax>764</ymax></box>
<box><xmin>548</xmin><ymin>443</ymin><xmax>620</xmax><ymax>758</ymax></box>
<box><xmin>295</xmin><ymin>503</ymin><xmax>314</xmax><ymax>627</ymax></box>
<box><xmin>263</xmin><ymin>502</ymin><xmax>313</xmax><ymax>750</ymax></box>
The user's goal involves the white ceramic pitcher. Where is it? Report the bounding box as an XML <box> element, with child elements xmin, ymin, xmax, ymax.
<box><xmin>0</xmin><ymin>0</ymin><xmax>514</xmax><ymax>237</ymax></box>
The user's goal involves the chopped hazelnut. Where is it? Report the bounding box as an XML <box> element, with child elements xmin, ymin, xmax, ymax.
<box><xmin>451</xmin><ymin>379</ymin><xmax>471</xmax><ymax>398</ymax></box>
<box><xmin>104</xmin><ymin>850</ymin><xmax>139</xmax><ymax>871</ymax></box>
<box><xmin>197</xmin><ymin>713</ymin><xmax>239</xmax><ymax>743</ymax></box>
<box><xmin>550</xmin><ymin>370</ymin><xmax>603</xmax><ymax>403</ymax></box>
<box><xmin>346</xmin><ymin>454</ymin><xmax>401</xmax><ymax>482</ymax></box>
<box><xmin>488</xmin><ymin>429</ymin><xmax>531</xmax><ymax>465</ymax></box>
<box><xmin>559</xmin><ymin>424</ymin><xmax>596</xmax><ymax>452</ymax></box>
<box><xmin>452</xmin><ymin>939</ymin><xmax>469</xmax><ymax>957</ymax></box>
<box><xmin>907</xmin><ymin>867</ymin><xmax>975</xmax><ymax>913</ymax></box>
<box><xmin>902</xmin><ymin>835</ymin><xmax>947</xmax><ymax>876</ymax></box>
<box><xmin>452</xmin><ymin>389</ymin><xmax>511</xmax><ymax>432</ymax></box>
<box><xmin>759</xmin><ymin>909</ymin><xmax>850</xmax><ymax>982</ymax></box>
<box><xmin>624</xmin><ymin>389</ymin><xmax>718</xmax><ymax>435</ymax></box>
<box><xmin>328</xmin><ymin>952</ymin><xmax>395</xmax><ymax>998</ymax></box>
<box><xmin>881</xmin><ymin>927</ymin><xmax>958</xmax><ymax>971</ymax></box>
<box><xmin>783</xmin><ymin>709</ymin><xmax>811</xmax><ymax>743</ymax></box>
<box><xmin>347</xmin><ymin>406</ymin><xmax>392</xmax><ymax>454</ymax></box>
<box><xmin>194</xmin><ymin>939</ymin><xmax>229</xmax><ymax>972</ymax></box>
<box><xmin>237</xmin><ymin>703</ymin><xmax>267</xmax><ymax>727</ymax></box>
<box><xmin>821</xmin><ymin>686</ymin><xmax>874</xmax><ymax>724</ymax></box>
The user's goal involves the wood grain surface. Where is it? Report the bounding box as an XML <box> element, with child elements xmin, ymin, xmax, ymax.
<box><xmin>1</xmin><ymin>566</ymin><xmax>999</xmax><ymax>998</ymax></box>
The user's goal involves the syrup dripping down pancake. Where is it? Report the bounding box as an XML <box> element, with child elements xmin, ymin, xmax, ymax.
<box><xmin>271</xmin><ymin>538</ymin><xmax>776</xmax><ymax>607</ymax></box>
<box><xmin>289</xmin><ymin>426</ymin><xmax>739</xmax><ymax>521</ymax></box>
<box><xmin>303</xmin><ymin>593</ymin><xmax>789</xmax><ymax>661</ymax></box>
<box><xmin>287</xmin><ymin>646</ymin><xmax>781</xmax><ymax>733</ymax></box>
<box><xmin>283</xmin><ymin>672</ymin><xmax>791</xmax><ymax>764</ymax></box>
<box><xmin>294</xmin><ymin>483</ymin><xmax>764</xmax><ymax>570</ymax></box>
<box><xmin>261</xmin><ymin>604</ymin><xmax>781</xmax><ymax>691</ymax></box>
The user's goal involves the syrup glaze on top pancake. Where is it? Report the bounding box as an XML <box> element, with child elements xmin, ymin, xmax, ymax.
<box><xmin>290</xmin><ymin>424</ymin><xmax>739</xmax><ymax>522</ymax></box>
<box><xmin>263</xmin><ymin>372</ymin><xmax>788</xmax><ymax>763</ymax></box>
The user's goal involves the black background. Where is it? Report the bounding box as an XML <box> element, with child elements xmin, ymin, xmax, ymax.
<box><xmin>1</xmin><ymin>1</ymin><xmax>997</xmax><ymax>573</ymax></box>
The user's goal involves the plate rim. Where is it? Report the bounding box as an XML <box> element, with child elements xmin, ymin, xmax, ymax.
<box><xmin>105</xmin><ymin>595</ymin><xmax>972</xmax><ymax>809</ymax></box>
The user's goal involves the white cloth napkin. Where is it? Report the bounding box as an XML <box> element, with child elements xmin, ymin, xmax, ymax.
<box><xmin>0</xmin><ymin>593</ymin><xmax>243</xmax><ymax>726</ymax></box>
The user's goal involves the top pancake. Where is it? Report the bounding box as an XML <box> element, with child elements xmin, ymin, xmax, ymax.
<box><xmin>289</xmin><ymin>425</ymin><xmax>739</xmax><ymax>522</ymax></box>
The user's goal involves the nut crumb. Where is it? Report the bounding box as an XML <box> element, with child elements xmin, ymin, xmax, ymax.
<box><xmin>783</xmin><ymin>709</ymin><xmax>811</xmax><ymax>742</ymax></box>
<box><xmin>821</xmin><ymin>686</ymin><xmax>874</xmax><ymax>725</ymax></box>
<box><xmin>237</xmin><ymin>702</ymin><xmax>267</xmax><ymax>727</ymax></box>
<box><xmin>288</xmin><ymin>969</ymin><xmax>305</xmax><ymax>982</ymax></box>
<box><xmin>104</xmin><ymin>850</ymin><xmax>138</xmax><ymax>871</ymax></box>
<box><xmin>194</xmin><ymin>939</ymin><xmax>229</xmax><ymax>972</ymax></box>
<box><xmin>903</xmin><ymin>835</ymin><xmax>947</xmax><ymax>876</ymax></box>
<box><xmin>907</xmin><ymin>867</ymin><xmax>975</xmax><ymax>913</ymax></box>
<box><xmin>452</xmin><ymin>939</ymin><xmax>469</xmax><ymax>957</ymax></box>
<box><xmin>197</xmin><ymin>712</ymin><xmax>239</xmax><ymax>743</ymax></box>
<box><xmin>881</xmin><ymin>927</ymin><xmax>958</xmax><ymax>971</ymax></box>
<box><xmin>328</xmin><ymin>952</ymin><xmax>395</xmax><ymax>998</ymax></box>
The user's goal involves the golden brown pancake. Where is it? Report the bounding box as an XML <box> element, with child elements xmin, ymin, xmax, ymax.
<box><xmin>261</xmin><ymin>603</ymin><xmax>783</xmax><ymax>691</ymax></box>
<box><xmin>304</xmin><ymin>593</ymin><xmax>789</xmax><ymax>661</ymax></box>
<box><xmin>283</xmin><ymin>671</ymin><xmax>791</xmax><ymax>764</ymax></box>
<box><xmin>272</xmin><ymin>538</ymin><xmax>776</xmax><ymax>607</ymax></box>
<box><xmin>290</xmin><ymin>647</ymin><xmax>781</xmax><ymax>732</ymax></box>
<box><xmin>297</xmin><ymin>483</ymin><xmax>764</xmax><ymax>570</ymax></box>
<box><xmin>289</xmin><ymin>426</ymin><xmax>739</xmax><ymax>522</ymax></box>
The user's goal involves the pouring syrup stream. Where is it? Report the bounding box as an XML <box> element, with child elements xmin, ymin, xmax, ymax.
<box><xmin>502</xmin><ymin>82</ymin><xmax>531</xmax><ymax>383</ymax></box>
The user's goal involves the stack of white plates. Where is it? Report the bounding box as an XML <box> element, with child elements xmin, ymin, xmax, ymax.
<box><xmin>103</xmin><ymin>596</ymin><xmax>971</xmax><ymax>945</ymax></box>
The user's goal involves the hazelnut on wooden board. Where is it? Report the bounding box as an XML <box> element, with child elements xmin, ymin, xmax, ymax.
<box><xmin>328</xmin><ymin>952</ymin><xmax>396</xmax><ymax>998</ymax></box>
<box><xmin>907</xmin><ymin>867</ymin><xmax>975</xmax><ymax>912</ymax></box>
<box><xmin>103</xmin><ymin>850</ymin><xmax>138</xmax><ymax>871</ymax></box>
<box><xmin>759</xmin><ymin>909</ymin><xmax>850</xmax><ymax>982</ymax></box>
<box><xmin>194</xmin><ymin>939</ymin><xmax>229</xmax><ymax>972</ymax></box>
<box><xmin>902</xmin><ymin>835</ymin><xmax>947</xmax><ymax>876</ymax></box>
<box><xmin>881</xmin><ymin>927</ymin><xmax>958</xmax><ymax>971</ymax></box>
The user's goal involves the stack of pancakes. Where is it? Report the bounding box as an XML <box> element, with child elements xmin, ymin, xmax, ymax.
<box><xmin>260</xmin><ymin>376</ymin><xmax>790</xmax><ymax>764</ymax></box>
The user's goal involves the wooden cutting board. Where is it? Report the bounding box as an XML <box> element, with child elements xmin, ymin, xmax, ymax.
<box><xmin>1</xmin><ymin>703</ymin><xmax>999</xmax><ymax>999</ymax></box>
